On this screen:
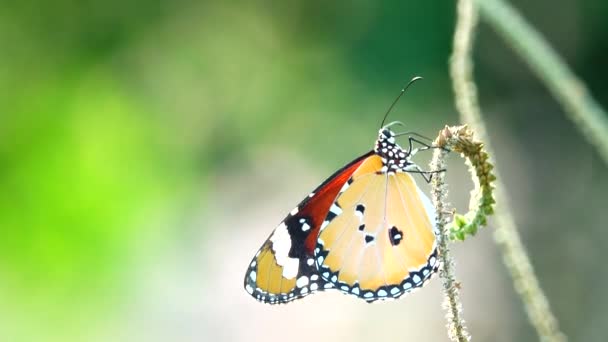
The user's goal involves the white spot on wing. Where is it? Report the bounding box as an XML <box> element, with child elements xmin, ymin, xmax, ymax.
<box><xmin>329</xmin><ymin>203</ymin><xmax>342</xmax><ymax>215</ymax></box>
<box><xmin>281</xmin><ymin>260</ymin><xmax>299</xmax><ymax>279</ymax></box>
<box><xmin>317</xmin><ymin>255</ymin><xmax>324</xmax><ymax>265</ymax></box>
<box><xmin>296</xmin><ymin>276</ymin><xmax>309</xmax><ymax>288</ymax></box>
<box><xmin>270</xmin><ymin>222</ymin><xmax>299</xmax><ymax>279</ymax></box>
<box><xmin>355</xmin><ymin>212</ymin><xmax>363</xmax><ymax>221</ymax></box>
<box><xmin>290</xmin><ymin>207</ymin><xmax>299</xmax><ymax>216</ymax></box>
<box><xmin>320</xmin><ymin>220</ymin><xmax>330</xmax><ymax>230</ymax></box>
<box><xmin>245</xmin><ymin>284</ymin><xmax>254</xmax><ymax>294</ymax></box>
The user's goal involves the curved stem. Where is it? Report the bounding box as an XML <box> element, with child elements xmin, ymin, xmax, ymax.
<box><xmin>450</xmin><ymin>0</ymin><xmax>567</xmax><ymax>341</ymax></box>
<box><xmin>475</xmin><ymin>0</ymin><xmax>608</xmax><ymax>164</ymax></box>
<box><xmin>430</xmin><ymin>141</ymin><xmax>470</xmax><ymax>342</ymax></box>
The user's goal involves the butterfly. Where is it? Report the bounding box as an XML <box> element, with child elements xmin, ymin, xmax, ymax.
<box><xmin>244</xmin><ymin>78</ymin><xmax>443</xmax><ymax>304</ymax></box>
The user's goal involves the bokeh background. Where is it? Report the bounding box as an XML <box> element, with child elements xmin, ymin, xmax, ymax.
<box><xmin>1</xmin><ymin>1</ymin><xmax>607</xmax><ymax>341</ymax></box>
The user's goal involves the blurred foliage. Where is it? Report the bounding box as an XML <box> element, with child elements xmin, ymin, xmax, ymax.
<box><xmin>1</xmin><ymin>0</ymin><xmax>607</xmax><ymax>341</ymax></box>
<box><xmin>0</xmin><ymin>69</ymin><xmax>194</xmax><ymax>340</ymax></box>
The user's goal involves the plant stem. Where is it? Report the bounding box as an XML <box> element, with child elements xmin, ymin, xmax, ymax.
<box><xmin>450</xmin><ymin>0</ymin><xmax>567</xmax><ymax>341</ymax></box>
<box><xmin>430</xmin><ymin>140</ymin><xmax>470</xmax><ymax>342</ymax></box>
<box><xmin>475</xmin><ymin>0</ymin><xmax>608</xmax><ymax>165</ymax></box>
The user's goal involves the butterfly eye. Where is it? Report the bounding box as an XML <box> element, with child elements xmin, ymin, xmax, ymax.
<box><xmin>381</xmin><ymin>129</ymin><xmax>392</xmax><ymax>138</ymax></box>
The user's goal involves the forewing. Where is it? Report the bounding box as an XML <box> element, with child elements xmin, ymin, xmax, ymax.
<box><xmin>315</xmin><ymin>155</ymin><xmax>439</xmax><ymax>302</ymax></box>
<box><xmin>244</xmin><ymin>152</ymin><xmax>373</xmax><ymax>304</ymax></box>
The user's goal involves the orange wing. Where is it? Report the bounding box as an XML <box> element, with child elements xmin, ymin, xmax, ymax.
<box><xmin>314</xmin><ymin>155</ymin><xmax>439</xmax><ymax>302</ymax></box>
<box><xmin>244</xmin><ymin>152</ymin><xmax>372</xmax><ymax>304</ymax></box>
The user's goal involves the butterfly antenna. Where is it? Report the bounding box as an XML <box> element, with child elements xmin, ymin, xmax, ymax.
<box><xmin>379</xmin><ymin>76</ymin><xmax>423</xmax><ymax>128</ymax></box>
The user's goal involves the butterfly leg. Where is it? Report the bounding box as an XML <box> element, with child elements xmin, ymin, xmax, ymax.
<box><xmin>407</xmin><ymin>137</ymin><xmax>451</xmax><ymax>155</ymax></box>
<box><xmin>405</xmin><ymin>165</ymin><xmax>446</xmax><ymax>183</ymax></box>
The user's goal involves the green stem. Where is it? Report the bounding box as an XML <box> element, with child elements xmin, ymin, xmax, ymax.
<box><xmin>430</xmin><ymin>142</ymin><xmax>470</xmax><ymax>342</ymax></box>
<box><xmin>475</xmin><ymin>0</ymin><xmax>608</xmax><ymax>165</ymax></box>
<box><xmin>450</xmin><ymin>0</ymin><xmax>567</xmax><ymax>341</ymax></box>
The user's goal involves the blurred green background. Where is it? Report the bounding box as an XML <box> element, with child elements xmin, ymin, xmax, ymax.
<box><xmin>1</xmin><ymin>1</ymin><xmax>607</xmax><ymax>341</ymax></box>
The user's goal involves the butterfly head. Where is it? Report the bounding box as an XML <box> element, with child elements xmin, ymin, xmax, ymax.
<box><xmin>374</xmin><ymin>127</ymin><xmax>411</xmax><ymax>173</ymax></box>
<box><xmin>378</xmin><ymin>128</ymin><xmax>396</xmax><ymax>144</ymax></box>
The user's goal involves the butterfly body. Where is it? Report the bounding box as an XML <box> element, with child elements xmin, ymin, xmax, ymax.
<box><xmin>244</xmin><ymin>126</ymin><xmax>440</xmax><ymax>304</ymax></box>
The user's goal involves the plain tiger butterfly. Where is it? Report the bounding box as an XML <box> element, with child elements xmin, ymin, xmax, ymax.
<box><xmin>244</xmin><ymin>77</ymin><xmax>444</xmax><ymax>304</ymax></box>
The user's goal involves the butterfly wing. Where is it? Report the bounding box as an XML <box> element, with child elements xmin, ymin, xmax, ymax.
<box><xmin>315</xmin><ymin>154</ymin><xmax>439</xmax><ymax>302</ymax></box>
<box><xmin>244</xmin><ymin>152</ymin><xmax>374</xmax><ymax>304</ymax></box>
